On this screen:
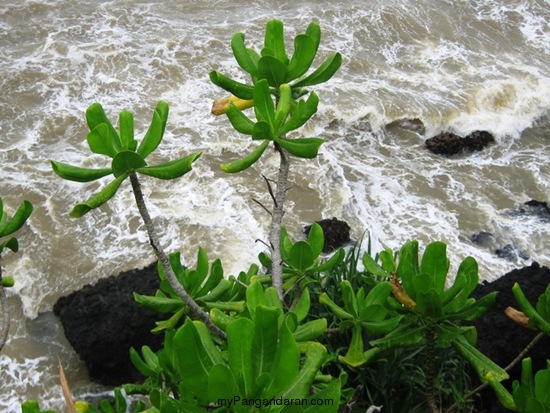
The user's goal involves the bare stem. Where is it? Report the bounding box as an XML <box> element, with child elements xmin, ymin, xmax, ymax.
<box><xmin>0</xmin><ymin>264</ymin><xmax>9</xmax><ymax>352</ymax></box>
<box><xmin>425</xmin><ymin>325</ymin><xmax>440</xmax><ymax>413</ymax></box>
<box><xmin>129</xmin><ymin>173</ymin><xmax>226</xmax><ymax>340</ymax></box>
<box><xmin>268</xmin><ymin>144</ymin><xmax>290</xmax><ymax>300</ymax></box>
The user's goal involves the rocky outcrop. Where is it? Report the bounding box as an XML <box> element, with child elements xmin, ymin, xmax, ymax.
<box><xmin>304</xmin><ymin>217</ymin><xmax>351</xmax><ymax>252</ymax></box>
<box><xmin>426</xmin><ymin>130</ymin><xmax>495</xmax><ymax>156</ymax></box>
<box><xmin>53</xmin><ymin>263</ymin><xmax>163</xmax><ymax>386</ymax></box>
<box><xmin>470</xmin><ymin>262</ymin><xmax>550</xmax><ymax>412</ymax></box>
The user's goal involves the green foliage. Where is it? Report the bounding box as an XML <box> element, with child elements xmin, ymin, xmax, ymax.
<box><xmin>0</xmin><ymin>197</ymin><xmax>33</xmax><ymax>256</ymax></box>
<box><xmin>134</xmin><ymin>248</ymin><xmax>248</xmax><ymax>333</ymax></box>
<box><xmin>212</xmin><ymin>19</ymin><xmax>341</xmax><ymax>172</ymax></box>
<box><xmin>511</xmin><ymin>282</ymin><xmax>550</xmax><ymax>333</ymax></box>
<box><xmin>129</xmin><ymin>282</ymin><xmax>340</xmax><ymax>413</ymax></box>
<box><xmin>51</xmin><ymin>102</ymin><xmax>201</xmax><ymax>217</ymax></box>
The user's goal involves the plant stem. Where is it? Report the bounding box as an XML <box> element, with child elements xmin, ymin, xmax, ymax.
<box><xmin>446</xmin><ymin>331</ymin><xmax>546</xmax><ymax>413</ymax></box>
<box><xmin>0</xmin><ymin>264</ymin><xmax>9</xmax><ymax>352</ymax></box>
<box><xmin>129</xmin><ymin>173</ymin><xmax>226</xmax><ymax>340</ymax></box>
<box><xmin>269</xmin><ymin>144</ymin><xmax>289</xmax><ymax>300</ymax></box>
<box><xmin>425</xmin><ymin>324</ymin><xmax>440</xmax><ymax>413</ymax></box>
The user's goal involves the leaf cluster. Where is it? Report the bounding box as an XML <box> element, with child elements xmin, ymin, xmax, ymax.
<box><xmin>51</xmin><ymin>102</ymin><xmax>201</xmax><ymax>218</ymax></box>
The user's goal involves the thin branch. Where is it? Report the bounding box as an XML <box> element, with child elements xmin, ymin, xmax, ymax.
<box><xmin>0</xmin><ymin>264</ymin><xmax>9</xmax><ymax>352</ymax></box>
<box><xmin>252</xmin><ymin>198</ymin><xmax>272</xmax><ymax>217</ymax></box>
<box><xmin>446</xmin><ymin>331</ymin><xmax>546</xmax><ymax>413</ymax></box>
<box><xmin>262</xmin><ymin>174</ymin><xmax>277</xmax><ymax>208</ymax></box>
<box><xmin>129</xmin><ymin>173</ymin><xmax>226</xmax><ymax>340</ymax></box>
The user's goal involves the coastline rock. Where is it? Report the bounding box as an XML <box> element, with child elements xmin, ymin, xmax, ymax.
<box><xmin>304</xmin><ymin>217</ymin><xmax>351</xmax><ymax>252</ymax></box>
<box><xmin>53</xmin><ymin>263</ymin><xmax>163</xmax><ymax>386</ymax></box>
<box><xmin>425</xmin><ymin>130</ymin><xmax>495</xmax><ymax>156</ymax></box>
<box><xmin>470</xmin><ymin>262</ymin><xmax>550</xmax><ymax>412</ymax></box>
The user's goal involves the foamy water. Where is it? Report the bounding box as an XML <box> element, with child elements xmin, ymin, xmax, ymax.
<box><xmin>1</xmin><ymin>0</ymin><xmax>549</xmax><ymax>410</ymax></box>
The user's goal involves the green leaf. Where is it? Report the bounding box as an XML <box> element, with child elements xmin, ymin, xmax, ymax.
<box><xmin>420</xmin><ymin>241</ymin><xmax>449</xmax><ymax>294</ymax></box>
<box><xmin>291</xmin><ymin>288</ymin><xmax>310</xmax><ymax>323</ymax></box>
<box><xmin>252</xmin><ymin>121</ymin><xmax>274</xmax><ymax>141</ymax></box>
<box><xmin>0</xmin><ymin>237</ymin><xmax>18</xmax><ymax>254</ymax></box>
<box><xmin>274</xmin><ymin>83</ymin><xmax>292</xmax><ymax>132</ymax></box>
<box><xmin>129</xmin><ymin>347</ymin><xmax>158</xmax><ymax>378</ymax></box>
<box><xmin>196</xmin><ymin>258</ymin><xmax>224</xmax><ymax>297</ymax></box>
<box><xmin>174</xmin><ymin>319</ymin><xmax>223</xmax><ymax>403</ymax></box>
<box><xmin>293</xmin><ymin>52</ymin><xmax>342</xmax><ymax>88</ymax></box>
<box><xmin>452</xmin><ymin>334</ymin><xmax>509</xmax><ymax>383</ymax></box>
<box><xmin>246</xmin><ymin>281</ymin><xmax>267</xmax><ymax>320</ymax></box>
<box><xmin>70</xmin><ymin>174</ymin><xmax>127</xmax><ymax>218</ymax></box>
<box><xmin>446</xmin><ymin>292</ymin><xmax>497</xmax><ymax>321</ymax></box>
<box><xmin>279</xmin><ymin>92</ymin><xmax>319</xmax><ymax>136</ymax></box>
<box><xmin>396</xmin><ymin>240</ymin><xmax>419</xmax><ymax>298</ymax></box>
<box><xmin>137</xmin><ymin>101</ymin><xmax>169</xmax><ymax>159</ymax></box>
<box><xmin>258</xmin><ymin>55</ymin><xmax>290</xmax><ymax>87</ymax></box>
<box><xmin>263</xmin><ymin>19</ymin><xmax>288</xmax><ymax>64</ymax></box>
<box><xmin>51</xmin><ymin>161</ymin><xmax>112</xmax><ymax>183</ymax></box>
<box><xmin>339</xmin><ymin>324</ymin><xmax>367</xmax><ymax>367</ymax></box>
<box><xmin>226</xmin><ymin>103</ymin><xmax>255</xmax><ymax>135</ymax></box>
<box><xmin>133</xmin><ymin>293</ymin><xmax>183</xmax><ymax>313</ymax></box>
<box><xmin>227</xmin><ymin>317</ymin><xmax>255</xmax><ymax>397</ymax></box>
<box><xmin>252</xmin><ymin>306</ymin><xmax>280</xmax><ymax>380</ymax></box>
<box><xmin>369</xmin><ymin>325</ymin><xmax>425</xmax><ymax>351</ymax></box>
<box><xmin>319</xmin><ymin>292</ymin><xmax>354</xmax><ymax>320</ymax></box>
<box><xmin>305</xmin><ymin>22</ymin><xmax>321</xmax><ymax>57</ymax></box>
<box><xmin>513</xmin><ymin>283</ymin><xmax>550</xmax><ymax>332</ymax></box>
<box><xmin>288</xmin><ymin>241</ymin><xmax>314</xmax><ymax>271</ymax></box>
<box><xmin>111</xmin><ymin>151</ymin><xmax>147</xmax><ymax>177</ymax></box>
<box><xmin>341</xmin><ymin>281</ymin><xmax>358</xmax><ymax>317</ymax></box>
<box><xmin>279</xmin><ymin>342</ymin><xmax>327</xmax><ymax>400</ymax></box>
<box><xmin>310</xmin><ymin>248</ymin><xmax>345</xmax><ymax>273</ymax></box>
<box><xmin>253</xmin><ymin>79</ymin><xmax>275</xmax><ymax>126</ymax></box>
<box><xmin>209</xmin><ymin>71</ymin><xmax>255</xmax><ymax>100</ymax></box>
<box><xmin>267</xmin><ymin>316</ymin><xmax>300</xmax><ymax>396</ymax></box>
<box><xmin>442</xmin><ymin>256</ymin><xmax>479</xmax><ymax>307</ymax></box>
<box><xmin>0</xmin><ymin>200</ymin><xmax>32</xmax><ymax>237</ymax></box>
<box><xmin>274</xmin><ymin>137</ymin><xmax>325</xmax><ymax>159</ymax></box>
<box><xmin>288</xmin><ymin>34</ymin><xmax>316</xmax><ymax>80</ymax></box>
<box><xmin>231</xmin><ymin>32</ymin><xmax>258</xmax><ymax>77</ymax></box>
<box><xmin>137</xmin><ymin>152</ymin><xmax>201</xmax><ymax>180</ymax></box>
<box><xmin>359</xmin><ymin>316</ymin><xmax>403</xmax><ymax>336</ymax></box>
<box><xmin>119</xmin><ymin>110</ymin><xmax>136</xmax><ymax>151</ymax></box>
<box><xmin>293</xmin><ymin>318</ymin><xmax>327</xmax><ymax>342</ymax></box>
<box><xmin>208</xmin><ymin>365</ymin><xmax>245</xmax><ymax>413</ymax></box>
<box><xmin>307</xmin><ymin>222</ymin><xmax>324</xmax><ymax>260</ymax></box>
<box><xmin>87</xmin><ymin>123</ymin><xmax>120</xmax><ymax>157</ymax></box>
<box><xmin>86</xmin><ymin>103</ymin><xmax>121</xmax><ymax>151</ymax></box>
<box><xmin>220</xmin><ymin>140</ymin><xmax>269</xmax><ymax>173</ymax></box>
<box><xmin>362</xmin><ymin>252</ymin><xmax>391</xmax><ymax>278</ymax></box>
<box><xmin>415</xmin><ymin>289</ymin><xmax>443</xmax><ymax>319</ymax></box>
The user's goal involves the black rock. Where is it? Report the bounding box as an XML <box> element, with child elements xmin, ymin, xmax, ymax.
<box><xmin>470</xmin><ymin>263</ymin><xmax>550</xmax><ymax>412</ymax></box>
<box><xmin>53</xmin><ymin>263</ymin><xmax>163</xmax><ymax>386</ymax></box>
<box><xmin>515</xmin><ymin>200</ymin><xmax>550</xmax><ymax>222</ymax></box>
<box><xmin>304</xmin><ymin>217</ymin><xmax>351</xmax><ymax>253</ymax></box>
<box><xmin>470</xmin><ymin>231</ymin><xmax>494</xmax><ymax>247</ymax></box>
<box><xmin>425</xmin><ymin>130</ymin><xmax>494</xmax><ymax>156</ymax></box>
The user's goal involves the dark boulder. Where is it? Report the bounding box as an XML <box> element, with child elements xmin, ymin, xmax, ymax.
<box><xmin>53</xmin><ymin>263</ymin><xmax>163</xmax><ymax>386</ymax></box>
<box><xmin>470</xmin><ymin>262</ymin><xmax>550</xmax><ymax>412</ymax></box>
<box><xmin>304</xmin><ymin>217</ymin><xmax>351</xmax><ymax>253</ymax></box>
<box><xmin>425</xmin><ymin>130</ymin><xmax>495</xmax><ymax>156</ymax></box>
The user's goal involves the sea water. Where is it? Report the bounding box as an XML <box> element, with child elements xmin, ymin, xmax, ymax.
<box><xmin>0</xmin><ymin>0</ymin><xmax>549</xmax><ymax>410</ymax></box>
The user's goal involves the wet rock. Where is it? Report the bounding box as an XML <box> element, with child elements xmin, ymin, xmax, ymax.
<box><xmin>514</xmin><ymin>199</ymin><xmax>550</xmax><ymax>222</ymax></box>
<box><xmin>53</xmin><ymin>263</ymin><xmax>163</xmax><ymax>386</ymax></box>
<box><xmin>425</xmin><ymin>130</ymin><xmax>495</xmax><ymax>156</ymax></box>
<box><xmin>470</xmin><ymin>231</ymin><xmax>494</xmax><ymax>247</ymax></box>
<box><xmin>470</xmin><ymin>262</ymin><xmax>550</xmax><ymax>412</ymax></box>
<box><xmin>304</xmin><ymin>217</ymin><xmax>351</xmax><ymax>253</ymax></box>
<box><xmin>495</xmin><ymin>244</ymin><xmax>530</xmax><ymax>261</ymax></box>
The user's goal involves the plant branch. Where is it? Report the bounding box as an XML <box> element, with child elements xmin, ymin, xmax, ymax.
<box><xmin>446</xmin><ymin>331</ymin><xmax>546</xmax><ymax>413</ymax></box>
<box><xmin>129</xmin><ymin>173</ymin><xmax>226</xmax><ymax>340</ymax></box>
<box><xmin>268</xmin><ymin>144</ymin><xmax>290</xmax><ymax>300</ymax></box>
<box><xmin>425</xmin><ymin>325</ymin><xmax>440</xmax><ymax>413</ymax></box>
